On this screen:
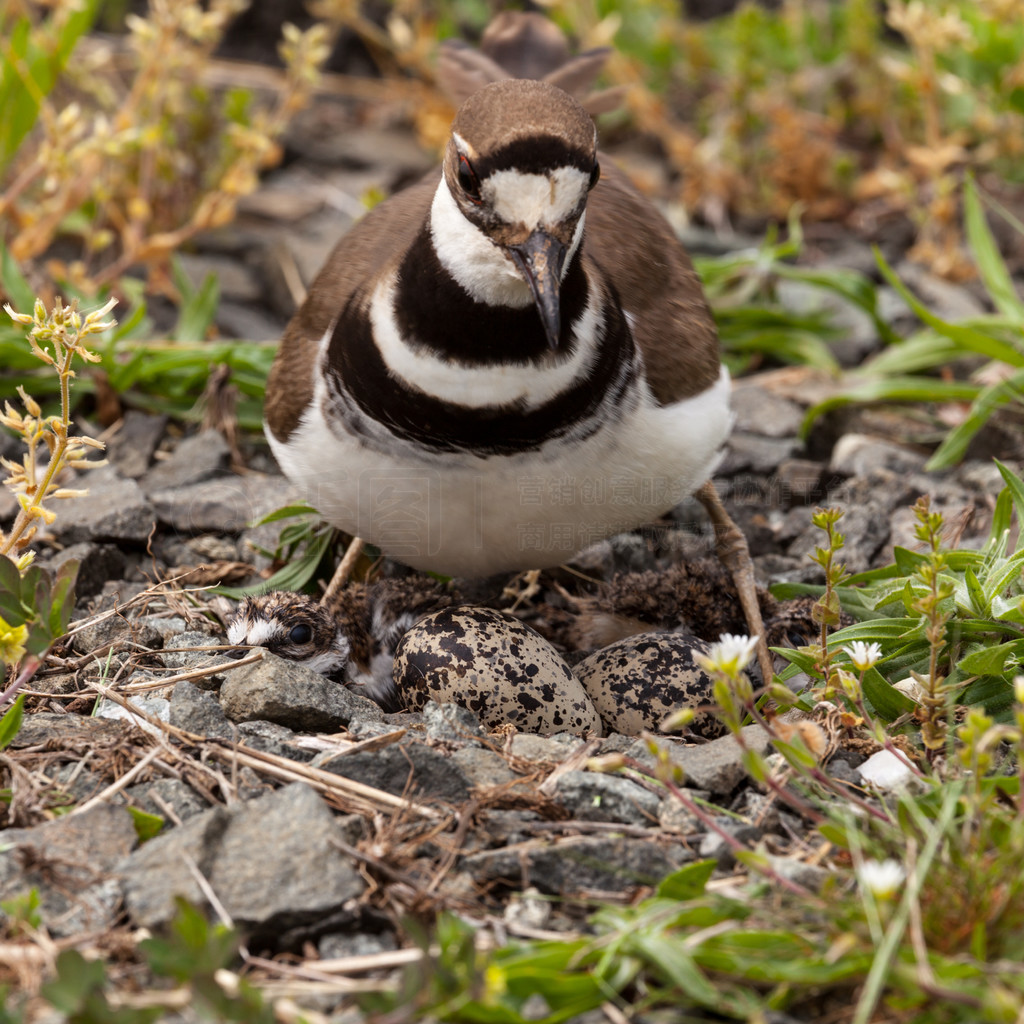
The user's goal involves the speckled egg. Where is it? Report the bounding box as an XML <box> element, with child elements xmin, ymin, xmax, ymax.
<box><xmin>574</xmin><ymin>633</ymin><xmax>725</xmax><ymax>738</ymax></box>
<box><xmin>393</xmin><ymin>606</ymin><xmax>603</xmax><ymax>736</ymax></box>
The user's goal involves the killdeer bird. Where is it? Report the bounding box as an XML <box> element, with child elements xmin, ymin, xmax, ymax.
<box><xmin>263</xmin><ymin>15</ymin><xmax>771</xmax><ymax>682</ymax></box>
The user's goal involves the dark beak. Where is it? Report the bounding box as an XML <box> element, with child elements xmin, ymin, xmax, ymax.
<box><xmin>509</xmin><ymin>230</ymin><xmax>568</xmax><ymax>350</ymax></box>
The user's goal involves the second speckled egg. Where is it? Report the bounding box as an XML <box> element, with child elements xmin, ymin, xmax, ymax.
<box><xmin>574</xmin><ymin>632</ymin><xmax>725</xmax><ymax>738</ymax></box>
<box><xmin>393</xmin><ymin>605</ymin><xmax>603</xmax><ymax>736</ymax></box>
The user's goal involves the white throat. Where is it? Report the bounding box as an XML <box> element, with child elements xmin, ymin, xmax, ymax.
<box><xmin>429</xmin><ymin>177</ymin><xmax>585</xmax><ymax>308</ymax></box>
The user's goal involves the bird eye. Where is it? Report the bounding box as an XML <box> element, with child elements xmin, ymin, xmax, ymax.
<box><xmin>588</xmin><ymin>162</ymin><xmax>601</xmax><ymax>191</ymax></box>
<box><xmin>457</xmin><ymin>154</ymin><xmax>482</xmax><ymax>204</ymax></box>
<box><xmin>289</xmin><ymin>624</ymin><xmax>313</xmax><ymax>645</ymax></box>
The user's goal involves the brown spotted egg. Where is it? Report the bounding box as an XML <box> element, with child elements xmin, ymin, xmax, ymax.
<box><xmin>574</xmin><ymin>633</ymin><xmax>725</xmax><ymax>738</ymax></box>
<box><xmin>393</xmin><ymin>606</ymin><xmax>603</xmax><ymax>736</ymax></box>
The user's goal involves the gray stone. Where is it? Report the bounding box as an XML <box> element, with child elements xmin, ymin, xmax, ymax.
<box><xmin>775</xmin><ymin>276</ymin><xmax>880</xmax><ymax>368</ymax></box>
<box><xmin>630</xmin><ymin>726</ymin><xmax>773</xmax><ymax>796</ymax></box>
<box><xmin>658</xmin><ymin>793</ymin><xmax>711</xmax><ymax>835</ymax></box>
<box><xmin>730</xmin><ymin>384</ymin><xmax>803</xmax><ymax>439</ymax></box>
<box><xmin>105</xmin><ymin>410</ymin><xmax>168</xmax><ymax>479</ymax></box>
<box><xmin>150</xmin><ymin>473</ymin><xmax>296</xmax><ymax>534</ymax></box>
<box><xmin>175</xmin><ymin>253</ymin><xmax>262</xmax><ymax>303</ymax></box>
<box><xmin>70</xmin><ymin>613</ymin><xmax>162</xmax><ymax>659</ymax></box>
<box><xmin>478</xmin><ymin>810</ymin><xmax>544</xmax><ymax>846</ymax></box>
<box><xmin>120</xmin><ymin>783</ymin><xmax>365</xmax><ymax>932</ymax></box>
<box><xmin>773</xmin><ymin>458</ymin><xmax>825</xmax><ymax>506</ymax></box>
<box><xmin>161</xmin><ymin>533</ymin><xmax>239</xmax><ymax>566</ymax></box>
<box><xmin>124</xmin><ymin>778</ymin><xmax>209</xmax><ymax>823</ymax></box>
<box><xmin>552</xmin><ymin>770</ymin><xmax>661</xmax><ymax>826</ymax></box>
<box><xmin>451</xmin><ymin>747</ymin><xmax>518</xmax><ymax>788</ymax></box>
<box><xmin>463</xmin><ymin>835</ymin><xmax>689</xmax><ymax>896</ymax></box>
<box><xmin>219</xmin><ymin>651</ymin><xmax>383</xmax><ymax>731</ymax></box>
<box><xmin>421</xmin><ymin>700</ymin><xmax>486</xmax><ymax>744</ymax></box>
<box><xmin>830</xmin><ymin>433</ymin><xmax>927</xmax><ymax>478</ymax></box>
<box><xmin>141</xmin><ymin>431</ymin><xmax>231</xmax><ymax>495</ymax></box>
<box><xmin>236</xmin><ymin>719</ymin><xmax>316</xmax><ymax>762</ymax></box>
<box><xmin>787</xmin><ymin>500</ymin><xmax>891</xmax><ymax>571</ymax></box>
<box><xmin>49</xmin><ymin>763</ymin><xmax>109</xmax><ymax>805</ymax></box>
<box><xmin>894</xmin><ymin>260</ymin><xmax>986</xmax><ymax>321</ymax></box>
<box><xmin>170</xmin><ymin>680</ymin><xmax>235</xmax><ymax>739</ymax></box>
<box><xmin>767</xmin><ymin>856</ymin><xmax>831</xmax><ymax>892</ymax></box>
<box><xmin>95</xmin><ymin>696</ymin><xmax>170</xmax><ymax>737</ymax></box>
<box><xmin>325</xmin><ymin>743</ymin><xmax>471</xmax><ymax>804</ymax></box>
<box><xmin>0</xmin><ymin>805</ymin><xmax>137</xmax><ymax>937</ymax></box>
<box><xmin>40</xmin><ymin>542</ymin><xmax>127</xmax><ymax>601</ymax></box>
<box><xmin>215</xmin><ymin>300</ymin><xmax>285</xmax><ymax>342</ymax></box>
<box><xmin>134</xmin><ymin>614</ymin><xmax>191</xmax><ymax>644</ymax></box>
<box><xmin>508</xmin><ymin>733</ymin><xmax>581</xmax><ymax>763</ymax></box>
<box><xmin>161</xmin><ymin>630</ymin><xmax>227</xmax><ymax>673</ymax></box>
<box><xmin>698</xmin><ymin>819</ymin><xmax>764</xmax><ymax>868</ymax></box>
<box><xmin>318</xmin><ymin>930</ymin><xmax>398</xmax><ymax>960</ymax></box>
<box><xmin>719</xmin><ymin>432</ymin><xmax>799</xmax><ymax>476</ymax></box>
<box><xmin>5</xmin><ymin>712</ymin><xmax>132</xmax><ymax>750</ymax></box>
<box><xmin>52</xmin><ymin>466</ymin><xmax>156</xmax><ymax>544</ymax></box>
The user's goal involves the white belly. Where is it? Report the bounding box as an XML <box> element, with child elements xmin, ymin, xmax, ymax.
<box><xmin>268</xmin><ymin>366</ymin><xmax>732</xmax><ymax>578</ymax></box>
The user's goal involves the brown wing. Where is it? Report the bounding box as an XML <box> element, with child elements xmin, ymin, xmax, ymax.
<box><xmin>583</xmin><ymin>160</ymin><xmax>720</xmax><ymax>405</ymax></box>
<box><xmin>265</xmin><ymin>173</ymin><xmax>440</xmax><ymax>443</ymax></box>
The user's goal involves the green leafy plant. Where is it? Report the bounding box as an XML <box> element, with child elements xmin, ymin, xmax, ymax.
<box><xmin>802</xmin><ymin>176</ymin><xmax>1024</xmax><ymax>468</ymax></box>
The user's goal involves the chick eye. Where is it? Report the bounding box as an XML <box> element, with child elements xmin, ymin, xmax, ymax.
<box><xmin>289</xmin><ymin>624</ymin><xmax>313</xmax><ymax>645</ymax></box>
<box><xmin>457</xmin><ymin>153</ymin><xmax>482</xmax><ymax>204</ymax></box>
<box><xmin>588</xmin><ymin>162</ymin><xmax>601</xmax><ymax>191</ymax></box>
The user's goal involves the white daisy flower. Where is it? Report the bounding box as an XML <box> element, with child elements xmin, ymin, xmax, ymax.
<box><xmin>843</xmin><ymin>640</ymin><xmax>883</xmax><ymax>672</ymax></box>
<box><xmin>699</xmin><ymin>633</ymin><xmax>759</xmax><ymax>677</ymax></box>
<box><xmin>857</xmin><ymin>858</ymin><xmax>905</xmax><ymax>900</ymax></box>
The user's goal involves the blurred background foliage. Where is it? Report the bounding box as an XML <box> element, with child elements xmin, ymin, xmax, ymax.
<box><xmin>1</xmin><ymin>0</ymin><xmax>1024</xmax><ymax>451</ymax></box>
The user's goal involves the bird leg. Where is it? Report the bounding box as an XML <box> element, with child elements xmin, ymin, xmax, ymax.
<box><xmin>321</xmin><ymin>535</ymin><xmax>365</xmax><ymax>611</ymax></box>
<box><xmin>696</xmin><ymin>480</ymin><xmax>774</xmax><ymax>687</ymax></box>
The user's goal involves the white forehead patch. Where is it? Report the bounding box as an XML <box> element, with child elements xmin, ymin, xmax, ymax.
<box><xmin>484</xmin><ymin>167</ymin><xmax>590</xmax><ymax>228</ymax></box>
<box><xmin>231</xmin><ymin>618</ymin><xmax>283</xmax><ymax>647</ymax></box>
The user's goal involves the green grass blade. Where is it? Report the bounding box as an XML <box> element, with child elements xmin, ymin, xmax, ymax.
<box><xmin>801</xmin><ymin>377</ymin><xmax>981</xmax><ymax>438</ymax></box>
<box><xmin>964</xmin><ymin>176</ymin><xmax>1024</xmax><ymax>325</ymax></box>
<box><xmin>875</xmin><ymin>247</ymin><xmax>1024</xmax><ymax>366</ymax></box>
<box><xmin>925</xmin><ymin>367</ymin><xmax>1024</xmax><ymax>470</ymax></box>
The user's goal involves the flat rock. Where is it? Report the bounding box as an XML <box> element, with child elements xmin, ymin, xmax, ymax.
<box><xmin>730</xmin><ymin>383</ymin><xmax>804</xmax><ymax>438</ymax></box>
<box><xmin>7</xmin><ymin>712</ymin><xmax>134</xmax><ymax>750</ymax></box>
<box><xmin>141</xmin><ymin>431</ymin><xmax>231</xmax><ymax>494</ymax></box>
<box><xmin>830</xmin><ymin>433</ymin><xmax>927</xmax><ymax>478</ymax></box>
<box><xmin>70</xmin><ymin>614</ymin><xmax>162</xmax><ymax>658</ymax></box>
<box><xmin>463</xmin><ymin>835</ymin><xmax>689</xmax><ymax>896</ymax></box>
<box><xmin>552</xmin><ymin>770</ymin><xmax>661</xmax><ymax>826</ymax></box>
<box><xmin>149</xmin><ymin>473</ymin><xmax>296</xmax><ymax>533</ymax></box>
<box><xmin>719</xmin><ymin>432</ymin><xmax>800</xmax><ymax>476</ymax></box>
<box><xmin>325</xmin><ymin>742</ymin><xmax>472</xmax><ymax>804</ymax></box>
<box><xmin>169</xmin><ymin>680</ymin><xmax>235</xmax><ymax>739</ymax></box>
<box><xmin>451</xmin><ymin>747</ymin><xmax>518</xmax><ymax>788</ymax></box>
<box><xmin>95</xmin><ymin>696</ymin><xmax>170</xmax><ymax>738</ymax></box>
<box><xmin>631</xmin><ymin>725</ymin><xmax>773</xmax><ymax>796</ymax></box>
<box><xmin>104</xmin><ymin>410</ymin><xmax>168</xmax><ymax>479</ymax></box>
<box><xmin>51</xmin><ymin>466</ymin><xmax>156</xmax><ymax>545</ymax></box>
<box><xmin>219</xmin><ymin>651</ymin><xmax>384</xmax><ymax>731</ymax></box>
<box><xmin>421</xmin><ymin>700</ymin><xmax>486</xmax><ymax>744</ymax></box>
<box><xmin>0</xmin><ymin>804</ymin><xmax>138</xmax><ymax>937</ymax></box>
<box><xmin>235</xmin><ymin>719</ymin><xmax>317</xmax><ymax>762</ymax></box>
<box><xmin>120</xmin><ymin>782</ymin><xmax>365</xmax><ymax>933</ymax></box>
<box><xmin>124</xmin><ymin>778</ymin><xmax>210</xmax><ymax>823</ymax></box>
<box><xmin>40</xmin><ymin>542</ymin><xmax>127</xmax><ymax>601</ymax></box>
